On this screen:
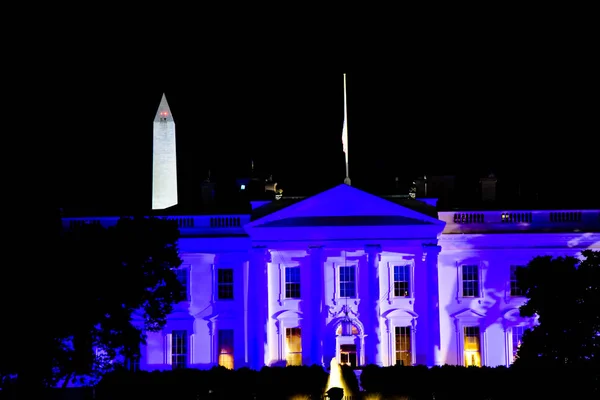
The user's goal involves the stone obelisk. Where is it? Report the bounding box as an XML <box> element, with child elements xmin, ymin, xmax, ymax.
<box><xmin>152</xmin><ymin>93</ymin><xmax>178</xmax><ymax>210</ymax></box>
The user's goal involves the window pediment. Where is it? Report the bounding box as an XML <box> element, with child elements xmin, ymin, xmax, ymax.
<box><xmin>502</xmin><ymin>308</ymin><xmax>537</xmax><ymax>328</ymax></box>
<box><xmin>382</xmin><ymin>308</ymin><xmax>418</xmax><ymax>320</ymax></box>
<box><xmin>273</xmin><ymin>310</ymin><xmax>303</xmax><ymax>322</ymax></box>
<box><xmin>451</xmin><ymin>308</ymin><xmax>485</xmax><ymax>323</ymax></box>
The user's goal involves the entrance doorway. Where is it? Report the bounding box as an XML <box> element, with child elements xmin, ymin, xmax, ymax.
<box><xmin>340</xmin><ymin>344</ymin><xmax>357</xmax><ymax>367</ymax></box>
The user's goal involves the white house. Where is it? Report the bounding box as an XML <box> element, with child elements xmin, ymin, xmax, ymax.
<box><xmin>61</xmin><ymin>185</ymin><xmax>600</xmax><ymax>371</ymax></box>
<box><xmin>60</xmin><ymin>86</ymin><xmax>600</xmax><ymax>373</ymax></box>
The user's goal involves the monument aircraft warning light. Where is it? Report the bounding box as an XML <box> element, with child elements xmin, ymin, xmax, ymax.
<box><xmin>152</xmin><ymin>93</ymin><xmax>178</xmax><ymax>210</ymax></box>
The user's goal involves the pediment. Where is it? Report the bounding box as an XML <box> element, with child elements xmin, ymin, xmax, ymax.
<box><xmin>273</xmin><ymin>310</ymin><xmax>303</xmax><ymax>321</ymax></box>
<box><xmin>451</xmin><ymin>308</ymin><xmax>486</xmax><ymax>320</ymax></box>
<box><xmin>246</xmin><ymin>184</ymin><xmax>444</xmax><ymax>229</ymax></box>
<box><xmin>382</xmin><ymin>308</ymin><xmax>419</xmax><ymax>320</ymax></box>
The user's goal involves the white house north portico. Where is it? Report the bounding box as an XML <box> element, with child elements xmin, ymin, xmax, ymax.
<box><xmin>244</xmin><ymin>184</ymin><xmax>446</xmax><ymax>369</ymax></box>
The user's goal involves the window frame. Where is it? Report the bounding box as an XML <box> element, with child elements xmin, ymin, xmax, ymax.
<box><xmin>391</xmin><ymin>263</ymin><xmax>413</xmax><ymax>299</ymax></box>
<box><xmin>510</xmin><ymin>265</ymin><xmax>524</xmax><ymax>297</ymax></box>
<box><xmin>284</xmin><ymin>266</ymin><xmax>301</xmax><ymax>299</ymax></box>
<box><xmin>173</xmin><ymin>265</ymin><xmax>190</xmax><ymax>301</ymax></box>
<box><xmin>285</xmin><ymin>327</ymin><xmax>302</xmax><ymax>366</ymax></box>
<box><xmin>394</xmin><ymin>325</ymin><xmax>413</xmax><ymax>366</ymax></box>
<box><xmin>275</xmin><ymin>311</ymin><xmax>302</xmax><ymax>365</ymax></box>
<box><xmin>509</xmin><ymin>325</ymin><xmax>528</xmax><ymax>364</ymax></box>
<box><xmin>457</xmin><ymin>263</ymin><xmax>483</xmax><ymax>301</ymax></box>
<box><xmin>453</xmin><ymin>309</ymin><xmax>487</xmax><ymax>366</ymax></box>
<box><xmin>217</xmin><ymin>329</ymin><xmax>234</xmax><ymax>369</ymax></box>
<box><xmin>170</xmin><ymin>330</ymin><xmax>188</xmax><ymax>369</ymax></box>
<box><xmin>216</xmin><ymin>267</ymin><xmax>234</xmax><ymax>301</ymax></box>
<box><xmin>463</xmin><ymin>326</ymin><xmax>482</xmax><ymax>367</ymax></box>
<box><xmin>338</xmin><ymin>264</ymin><xmax>358</xmax><ymax>299</ymax></box>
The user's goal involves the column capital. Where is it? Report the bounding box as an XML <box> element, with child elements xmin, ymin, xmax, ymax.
<box><xmin>422</xmin><ymin>243</ymin><xmax>441</xmax><ymax>253</ymax></box>
<box><xmin>364</xmin><ymin>244</ymin><xmax>382</xmax><ymax>254</ymax></box>
<box><xmin>251</xmin><ymin>246</ymin><xmax>272</xmax><ymax>263</ymax></box>
<box><xmin>308</xmin><ymin>245</ymin><xmax>324</xmax><ymax>254</ymax></box>
<box><xmin>421</xmin><ymin>243</ymin><xmax>441</xmax><ymax>262</ymax></box>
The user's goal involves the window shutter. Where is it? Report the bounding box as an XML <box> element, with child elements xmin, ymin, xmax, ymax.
<box><xmin>190</xmin><ymin>334</ymin><xmax>195</xmax><ymax>365</ymax></box>
<box><xmin>165</xmin><ymin>334</ymin><xmax>172</xmax><ymax>364</ymax></box>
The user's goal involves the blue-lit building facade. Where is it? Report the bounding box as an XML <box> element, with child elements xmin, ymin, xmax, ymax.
<box><xmin>61</xmin><ymin>185</ymin><xmax>600</xmax><ymax>371</ymax></box>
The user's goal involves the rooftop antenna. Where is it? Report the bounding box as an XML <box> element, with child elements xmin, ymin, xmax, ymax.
<box><xmin>342</xmin><ymin>73</ymin><xmax>351</xmax><ymax>186</ymax></box>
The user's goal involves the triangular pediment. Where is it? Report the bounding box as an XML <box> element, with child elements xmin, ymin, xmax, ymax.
<box><xmin>451</xmin><ymin>308</ymin><xmax>486</xmax><ymax>320</ymax></box>
<box><xmin>246</xmin><ymin>184</ymin><xmax>444</xmax><ymax>229</ymax></box>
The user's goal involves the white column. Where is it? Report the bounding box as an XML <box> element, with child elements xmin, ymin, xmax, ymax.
<box><xmin>414</xmin><ymin>243</ymin><xmax>442</xmax><ymax>366</ymax></box>
<box><xmin>308</xmin><ymin>245</ymin><xmax>325</xmax><ymax>366</ymax></box>
<box><xmin>425</xmin><ymin>244</ymin><xmax>442</xmax><ymax>366</ymax></box>
<box><xmin>365</xmin><ymin>244</ymin><xmax>382</xmax><ymax>366</ymax></box>
<box><xmin>248</xmin><ymin>247</ymin><xmax>271</xmax><ymax>370</ymax></box>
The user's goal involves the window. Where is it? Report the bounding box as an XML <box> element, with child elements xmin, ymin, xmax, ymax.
<box><xmin>285</xmin><ymin>267</ymin><xmax>301</xmax><ymax>299</ymax></box>
<box><xmin>124</xmin><ymin>355</ymin><xmax>140</xmax><ymax>372</ymax></box>
<box><xmin>217</xmin><ymin>269</ymin><xmax>234</xmax><ymax>300</ymax></box>
<box><xmin>510</xmin><ymin>265</ymin><xmax>524</xmax><ymax>296</ymax></box>
<box><xmin>172</xmin><ymin>330</ymin><xmax>187</xmax><ymax>369</ymax></box>
<box><xmin>285</xmin><ymin>327</ymin><xmax>302</xmax><ymax>366</ymax></box>
<box><xmin>395</xmin><ymin>326</ymin><xmax>412</xmax><ymax>366</ymax></box>
<box><xmin>339</xmin><ymin>265</ymin><xmax>356</xmax><ymax>298</ymax></box>
<box><xmin>463</xmin><ymin>327</ymin><xmax>481</xmax><ymax>367</ymax></box>
<box><xmin>218</xmin><ymin>329</ymin><xmax>234</xmax><ymax>369</ymax></box>
<box><xmin>175</xmin><ymin>267</ymin><xmax>188</xmax><ymax>300</ymax></box>
<box><xmin>393</xmin><ymin>265</ymin><xmax>411</xmax><ymax>297</ymax></box>
<box><xmin>511</xmin><ymin>326</ymin><xmax>526</xmax><ymax>363</ymax></box>
<box><xmin>462</xmin><ymin>265</ymin><xmax>480</xmax><ymax>297</ymax></box>
<box><xmin>336</xmin><ymin>324</ymin><xmax>359</xmax><ymax>336</ymax></box>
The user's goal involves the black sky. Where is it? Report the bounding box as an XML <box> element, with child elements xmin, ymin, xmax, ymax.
<box><xmin>35</xmin><ymin>54</ymin><xmax>596</xmax><ymax>211</ymax></box>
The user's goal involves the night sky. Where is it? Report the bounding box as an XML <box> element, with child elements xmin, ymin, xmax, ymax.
<box><xmin>35</xmin><ymin>62</ymin><xmax>596</xmax><ymax>212</ymax></box>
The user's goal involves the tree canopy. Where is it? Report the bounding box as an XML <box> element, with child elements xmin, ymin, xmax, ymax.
<box><xmin>0</xmin><ymin>212</ymin><xmax>184</xmax><ymax>388</ymax></box>
<box><xmin>514</xmin><ymin>250</ymin><xmax>600</xmax><ymax>367</ymax></box>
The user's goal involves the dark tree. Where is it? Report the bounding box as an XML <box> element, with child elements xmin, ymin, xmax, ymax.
<box><xmin>514</xmin><ymin>250</ymin><xmax>600</xmax><ymax>367</ymax></box>
<box><xmin>0</xmin><ymin>212</ymin><xmax>184</xmax><ymax>389</ymax></box>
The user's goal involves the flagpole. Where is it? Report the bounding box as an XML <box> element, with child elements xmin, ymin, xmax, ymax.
<box><xmin>343</xmin><ymin>73</ymin><xmax>351</xmax><ymax>185</ymax></box>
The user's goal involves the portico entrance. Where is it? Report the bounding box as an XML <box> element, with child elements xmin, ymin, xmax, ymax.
<box><xmin>340</xmin><ymin>344</ymin><xmax>357</xmax><ymax>367</ymax></box>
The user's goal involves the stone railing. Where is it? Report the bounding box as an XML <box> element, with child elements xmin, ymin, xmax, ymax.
<box><xmin>439</xmin><ymin>209</ymin><xmax>600</xmax><ymax>234</ymax></box>
<box><xmin>62</xmin><ymin>214</ymin><xmax>251</xmax><ymax>236</ymax></box>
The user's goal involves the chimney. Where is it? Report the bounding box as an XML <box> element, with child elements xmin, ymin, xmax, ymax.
<box><xmin>201</xmin><ymin>170</ymin><xmax>216</xmax><ymax>208</ymax></box>
<box><xmin>480</xmin><ymin>173</ymin><xmax>497</xmax><ymax>202</ymax></box>
<box><xmin>415</xmin><ymin>175</ymin><xmax>428</xmax><ymax>197</ymax></box>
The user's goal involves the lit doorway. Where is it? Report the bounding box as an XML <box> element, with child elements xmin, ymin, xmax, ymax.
<box><xmin>340</xmin><ymin>344</ymin><xmax>357</xmax><ymax>367</ymax></box>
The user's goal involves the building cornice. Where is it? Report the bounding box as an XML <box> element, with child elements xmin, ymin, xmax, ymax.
<box><xmin>439</xmin><ymin>232</ymin><xmax>600</xmax><ymax>250</ymax></box>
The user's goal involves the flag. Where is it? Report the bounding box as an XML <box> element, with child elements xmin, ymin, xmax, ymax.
<box><xmin>342</xmin><ymin>118</ymin><xmax>348</xmax><ymax>161</ymax></box>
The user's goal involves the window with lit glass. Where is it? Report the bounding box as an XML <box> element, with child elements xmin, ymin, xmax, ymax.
<box><xmin>285</xmin><ymin>267</ymin><xmax>301</xmax><ymax>299</ymax></box>
<box><xmin>339</xmin><ymin>266</ymin><xmax>356</xmax><ymax>298</ymax></box>
<box><xmin>217</xmin><ymin>269</ymin><xmax>234</xmax><ymax>300</ymax></box>
<box><xmin>393</xmin><ymin>265</ymin><xmax>411</xmax><ymax>297</ymax></box>
<box><xmin>340</xmin><ymin>344</ymin><xmax>357</xmax><ymax>367</ymax></box>
<box><xmin>218</xmin><ymin>329</ymin><xmax>234</xmax><ymax>369</ymax></box>
<box><xmin>395</xmin><ymin>326</ymin><xmax>412</xmax><ymax>366</ymax></box>
<box><xmin>510</xmin><ymin>265</ymin><xmax>524</xmax><ymax>296</ymax></box>
<box><xmin>463</xmin><ymin>326</ymin><xmax>481</xmax><ymax>367</ymax></box>
<box><xmin>511</xmin><ymin>326</ymin><xmax>526</xmax><ymax>363</ymax></box>
<box><xmin>462</xmin><ymin>265</ymin><xmax>479</xmax><ymax>297</ymax></box>
<box><xmin>285</xmin><ymin>327</ymin><xmax>302</xmax><ymax>366</ymax></box>
<box><xmin>336</xmin><ymin>324</ymin><xmax>358</xmax><ymax>336</ymax></box>
<box><xmin>172</xmin><ymin>330</ymin><xmax>187</xmax><ymax>369</ymax></box>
